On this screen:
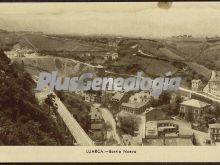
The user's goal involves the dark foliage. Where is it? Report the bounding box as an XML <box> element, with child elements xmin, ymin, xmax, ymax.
<box><xmin>0</xmin><ymin>49</ymin><xmax>66</xmax><ymax>145</ymax></box>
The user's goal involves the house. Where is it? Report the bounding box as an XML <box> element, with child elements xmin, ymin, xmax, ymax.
<box><xmin>88</xmin><ymin>105</ymin><xmax>104</xmax><ymax>131</ymax></box>
<box><xmin>208</xmin><ymin>123</ymin><xmax>220</xmax><ymax>143</ymax></box>
<box><xmin>103</xmin><ymin>52</ymin><xmax>118</xmax><ymax>61</ymax></box>
<box><xmin>111</xmin><ymin>53</ymin><xmax>118</xmax><ymax>60</ymax></box>
<box><xmin>88</xmin><ymin>105</ymin><xmax>106</xmax><ymax>144</ymax></box>
<box><xmin>191</xmin><ymin>79</ymin><xmax>203</xmax><ymax>92</ymax></box>
<box><xmin>108</xmin><ymin>39</ymin><xmax>121</xmax><ymax>47</ymax></box>
<box><xmin>129</xmin><ymin>91</ymin><xmax>151</xmax><ymax>104</ymax></box>
<box><xmin>84</xmin><ymin>90</ymin><xmax>111</xmax><ymax>104</ymax></box>
<box><xmin>120</xmin><ymin>102</ymin><xmax>147</xmax><ymax>114</ymax></box>
<box><xmin>179</xmin><ymin>99</ymin><xmax>211</xmax><ymax>122</ymax></box>
<box><xmin>111</xmin><ymin>92</ymin><xmax>125</xmax><ymax>104</ymax></box>
<box><xmin>208</xmin><ymin>77</ymin><xmax>220</xmax><ymax>97</ymax></box>
<box><xmin>143</xmin><ymin>120</ymin><xmax>193</xmax><ymax>146</ymax></box>
<box><xmin>145</xmin><ymin>120</ymin><xmax>179</xmax><ymax>138</ymax></box>
<box><xmin>96</xmin><ymin>65</ymin><xmax>105</xmax><ymax>77</ymax></box>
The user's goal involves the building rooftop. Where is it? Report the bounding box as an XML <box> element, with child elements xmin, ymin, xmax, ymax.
<box><xmin>129</xmin><ymin>91</ymin><xmax>151</xmax><ymax>103</ymax></box>
<box><xmin>96</xmin><ymin>64</ymin><xmax>104</xmax><ymax>69</ymax></box>
<box><xmin>145</xmin><ymin>121</ymin><xmax>158</xmax><ymax>137</ymax></box>
<box><xmin>192</xmin><ymin>79</ymin><xmax>202</xmax><ymax>82</ymax></box>
<box><xmin>145</xmin><ymin>120</ymin><xmax>192</xmax><ymax>136</ymax></box>
<box><xmin>90</xmin><ymin>123</ymin><xmax>103</xmax><ymax>130</ymax></box>
<box><xmin>121</xmin><ymin>102</ymin><xmax>146</xmax><ymax>109</ymax></box>
<box><xmin>180</xmin><ymin>99</ymin><xmax>210</xmax><ymax>108</ymax></box>
<box><xmin>210</xmin><ymin>77</ymin><xmax>220</xmax><ymax>82</ymax></box>
<box><xmin>209</xmin><ymin>123</ymin><xmax>220</xmax><ymax>129</ymax></box>
<box><xmin>89</xmin><ymin>106</ymin><xmax>102</xmax><ymax>120</ymax></box>
<box><xmin>111</xmin><ymin>92</ymin><xmax>124</xmax><ymax>101</ymax></box>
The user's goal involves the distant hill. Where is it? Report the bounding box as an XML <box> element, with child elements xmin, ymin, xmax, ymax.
<box><xmin>0</xmin><ymin>29</ymin><xmax>213</xmax><ymax>88</ymax></box>
<box><xmin>0</xmin><ymin>30</ymin><xmax>113</xmax><ymax>52</ymax></box>
<box><xmin>166</xmin><ymin>39</ymin><xmax>220</xmax><ymax>70</ymax></box>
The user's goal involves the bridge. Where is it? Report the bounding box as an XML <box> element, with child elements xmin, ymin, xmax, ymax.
<box><xmin>35</xmin><ymin>84</ymin><xmax>94</xmax><ymax>146</ymax></box>
<box><xmin>54</xmin><ymin>95</ymin><xmax>94</xmax><ymax>146</ymax></box>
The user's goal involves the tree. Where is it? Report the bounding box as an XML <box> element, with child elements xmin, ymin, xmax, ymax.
<box><xmin>55</xmin><ymin>91</ymin><xmax>65</xmax><ymax>101</ymax></box>
<box><xmin>158</xmin><ymin>91</ymin><xmax>171</xmax><ymax>105</ymax></box>
<box><xmin>118</xmin><ymin>115</ymin><xmax>139</xmax><ymax>136</ymax></box>
<box><xmin>192</xmin><ymin>133</ymin><xmax>196</xmax><ymax>145</ymax></box>
<box><xmin>213</xmin><ymin>104</ymin><xmax>220</xmax><ymax>117</ymax></box>
<box><xmin>149</xmin><ymin>98</ymin><xmax>159</xmax><ymax>107</ymax></box>
<box><xmin>44</xmin><ymin>94</ymin><xmax>56</xmax><ymax>116</ymax></box>
<box><xmin>201</xmin><ymin>113</ymin><xmax>216</xmax><ymax>125</ymax></box>
<box><xmin>171</xmin><ymin>95</ymin><xmax>182</xmax><ymax>115</ymax></box>
<box><xmin>186</xmin><ymin>112</ymin><xmax>194</xmax><ymax>122</ymax></box>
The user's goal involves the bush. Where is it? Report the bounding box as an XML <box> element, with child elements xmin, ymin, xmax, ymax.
<box><xmin>118</xmin><ymin>115</ymin><xmax>139</xmax><ymax>136</ymax></box>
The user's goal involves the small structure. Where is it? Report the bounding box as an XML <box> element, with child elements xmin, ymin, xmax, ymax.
<box><xmin>88</xmin><ymin>105</ymin><xmax>106</xmax><ymax>145</ymax></box>
<box><xmin>96</xmin><ymin>65</ymin><xmax>105</xmax><ymax>77</ymax></box>
<box><xmin>143</xmin><ymin>120</ymin><xmax>193</xmax><ymax>146</ymax></box>
<box><xmin>103</xmin><ymin>52</ymin><xmax>118</xmax><ymax>61</ymax></box>
<box><xmin>111</xmin><ymin>53</ymin><xmax>118</xmax><ymax>60</ymax></box>
<box><xmin>129</xmin><ymin>91</ymin><xmax>151</xmax><ymax>104</ymax></box>
<box><xmin>111</xmin><ymin>92</ymin><xmax>125</xmax><ymax>104</ymax></box>
<box><xmin>208</xmin><ymin>77</ymin><xmax>220</xmax><ymax>97</ymax></box>
<box><xmin>179</xmin><ymin>99</ymin><xmax>211</xmax><ymax>122</ymax></box>
<box><xmin>120</xmin><ymin>102</ymin><xmax>147</xmax><ymax>114</ymax></box>
<box><xmin>191</xmin><ymin>79</ymin><xmax>203</xmax><ymax>92</ymax></box>
<box><xmin>208</xmin><ymin>123</ymin><xmax>220</xmax><ymax>143</ymax></box>
<box><xmin>88</xmin><ymin>105</ymin><xmax>104</xmax><ymax>131</ymax></box>
<box><xmin>145</xmin><ymin>120</ymin><xmax>179</xmax><ymax>138</ymax></box>
<box><xmin>84</xmin><ymin>90</ymin><xmax>111</xmax><ymax>104</ymax></box>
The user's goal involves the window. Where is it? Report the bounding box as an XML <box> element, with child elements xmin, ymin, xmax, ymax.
<box><xmin>194</xmin><ymin>109</ymin><xmax>199</xmax><ymax>114</ymax></box>
<box><xmin>180</xmin><ymin>106</ymin><xmax>185</xmax><ymax>112</ymax></box>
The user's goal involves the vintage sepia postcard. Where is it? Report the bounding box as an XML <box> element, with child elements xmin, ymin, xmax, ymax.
<box><xmin>0</xmin><ymin>1</ymin><xmax>220</xmax><ymax>162</ymax></box>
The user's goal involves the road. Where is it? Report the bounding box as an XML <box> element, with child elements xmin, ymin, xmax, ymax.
<box><xmin>35</xmin><ymin>86</ymin><xmax>94</xmax><ymax>146</ymax></box>
<box><xmin>193</xmin><ymin>129</ymin><xmax>209</xmax><ymax>146</ymax></box>
<box><xmin>97</xmin><ymin>105</ymin><xmax>123</xmax><ymax>145</ymax></box>
<box><xmin>54</xmin><ymin>96</ymin><xmax>94</xmax><ymax>146</ymax></box>
<box><xmin>172</xmin><ymin>118</ymin><xmax>210</xmax><ymax>145</ymax></box>
<box><xmin>179</xmin><ymin>87</ymin><xmax>220</xmax><ymax>104</ymax></box>
<box><xmin>203</xmin><ymin>70</ymin><xmax>215</xmax><ymax>93</ymax></box>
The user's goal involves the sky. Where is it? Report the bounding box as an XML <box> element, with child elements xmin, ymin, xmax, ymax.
<box><xmin>0</xmin><ymin>2</ymin><xmax>220</xmax><ymax>38</ymax></box>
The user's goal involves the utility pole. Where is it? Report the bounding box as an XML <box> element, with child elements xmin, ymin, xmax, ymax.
<box><xmin>163</xmin><ymin>132</ymin><xmax>166</xmax><ymax>146</ymax></box>
<box><xmin>161</xmin><ymin>129</ymin><xmax>166</xmax><ymax>146</ymax></box>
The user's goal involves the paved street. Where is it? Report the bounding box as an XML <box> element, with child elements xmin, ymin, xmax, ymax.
<box><xmin>97</xmin><ymin>104</ymin><xmax>123</xmax><ymax>145</ymax></box>
<box><xmin>173</xmin><ymin>117</ymin><xmax>210</xmax><ymax>145</ymax></box>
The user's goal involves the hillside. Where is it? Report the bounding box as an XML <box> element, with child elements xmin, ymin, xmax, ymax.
<box><xmin>0</xmin><ymin>30</ymin><xmax>113</xmax><ymax>52</ymax></box>
<box><xmin>166</xmin><ymin>39</ymin><xmax>220</xmax><ymax>70</ymax></box>
<box><xmin>0</xmin><ymin>29</ymin><xmax>214</xmax><ymax>88</ymax></box>
<box><xmin>0</xmin><ymin>49</ymin><xmax>68</xmax><ymax>145</ymax></box>
<box><xmin>115</xmin><ymin>38</ymin><xmax>212</xmax><ymax>88</ymax></box>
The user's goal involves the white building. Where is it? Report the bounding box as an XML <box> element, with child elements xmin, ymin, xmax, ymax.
<box><xmin>208</xmin><ymin>123</ymin><xmax>220</xmax><ymax>143</ymax></box>
<box><xmin>129</xmin><ymin>91</ymin><xmax>151</xmax><ymax>104</ymax></box>
<box><xmin>191</xmin><ymin>79</ymin><xmax>203</xmax><ymax>91</ymax></box>
<box><xmin>208</xmin><ymin>77</ymin><xmax>220</xmax><ymax>97</ymax></box>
